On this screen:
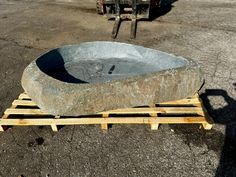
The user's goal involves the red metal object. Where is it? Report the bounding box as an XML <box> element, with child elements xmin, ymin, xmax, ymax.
<box><xmin>96</xmin><ymin>0</ymin><xmax>105</xmax><ymax>14</ymax></box>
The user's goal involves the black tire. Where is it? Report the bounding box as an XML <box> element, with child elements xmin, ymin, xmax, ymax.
<box><xmin>96</xmin><ymin>0</ymin><xmax>104</xmax><ymax>14</ymax></box>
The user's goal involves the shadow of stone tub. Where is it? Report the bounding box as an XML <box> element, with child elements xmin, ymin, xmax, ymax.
<box><xmin>21</xmin><ymin>41</ymin><xmax>203</xmax><ymax>116</ymax></box>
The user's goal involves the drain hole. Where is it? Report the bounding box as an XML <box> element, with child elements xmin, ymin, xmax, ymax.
<box><xmin>108</xmin><ymin>65</ymin><xmax>115</xmax><ymax>74</ymax></box>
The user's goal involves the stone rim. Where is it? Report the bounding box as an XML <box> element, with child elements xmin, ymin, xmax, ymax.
<box><xmin>21</xmin><ymin>41</ymin><xmax>203</xmax><ymax>116</ymax></box>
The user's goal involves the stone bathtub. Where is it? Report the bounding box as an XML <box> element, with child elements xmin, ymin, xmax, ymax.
<box><xmin>21</xmin><ymin>41</ymin><xmax>203</xmax><ymax>116</ymax></box>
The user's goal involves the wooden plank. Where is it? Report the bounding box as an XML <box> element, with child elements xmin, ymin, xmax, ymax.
<box><xmin>2</xmin><ymin>114</ymin><xmax>9</xmax><ymax>119</ymax></box>
<box><xmin>150</xmin><ymin>123</ymin><xmax>159</xmax><ymax>130</ymax></box>
<box><xmin>197</xmin><ymin>97</ymin><xmax>214</xmax><ymax>124</ymax></box>
<box><xmin>1</xmin><ymin>114</ymin><xmax>9</xmax><ymax>131</ymax></box>
<box><xmin>18</xmin><ymin>93</ymin><xmax>31</xmax><ymax>100</ymax></box>
<box><xmin>51</xmin><ymin>124</ymin><xmax>58</xmax><ymax>132</ymax></box>
<box><xmin>5</xmin><ymin>106</ymin><xmax>204</xmax><ymax>116</ymax></box>
<box><xmin>0</xmin><ymin>104</ymin><xmax>17</xmax><ymax>131</ymax></box>
<box><xmin>4</xmin><ymin>109</ymin><xmax>50</xmax><ymax>115</ymax></box>
<box><xmin>191</xmin><ymin>93</ymin><xmax>199</xmax><ymax>99</ymax></box>
<box><xmin>12</xmin><ymin>100</ymin><xmax>37</xmax><ymax>106</ymax></box>
<box><xmin>0</xmin><ymin>93</ymin><xmax>213</xmax><ymax>131</ymax></box>
<box><xmin>202</xmin><ymin>123</ymin><xmax>213</xmax><ymax>130</ymax></box>
<box><xmin>4</xmin><ymin>107</ymin><xmax>204</xmax><ymax>115</ymax></box>
<box><xmin>101</xmin><ymin>124</ymin><xmax>108</xmax><ymax>130</ymax></box>
<box><xmin>150</xmin><ymin>112</ymin><xmax>159</xmax><ymax>130</ymax></box>
<box><xmin>0</xmin><ymin>116</ymin><xmax>208</xmax><ymax>126</ymax></box>
<box><xmin>102</xmin><ymin>113</ymin><xmax>109</xmax><ymax>117</ymax></box>
<box><xmin>101</xmin><ymin>107</ymin><xmax>204</xmax><ymax>115</ymax></box>
<box><xmin>6</xmin><ymin>107</ymin><xmax>205</xmax><ymax>115</ymax></box>
<box><xmin>158</xmin><ymin>98</ymin><xmax>200</xmax><ymax>105</ymax></box>
<box><xmin>3</xmin><ymin>103</ymin><xmax>17</xmax><ymax>118</ymax></box>
<box><xmin>101</xmin><ymin>113</ymin><xmax>109</xmax><ymax>130</ymax></box>
<box><xmin>150</xmin><ymin>113</ymin><xmax>157</xmax><ymax>117</ymax></box>
<box><xmin>158</xmin><ymin>102</ymin><xmax>201</xmax><ymax>106</ymax></box>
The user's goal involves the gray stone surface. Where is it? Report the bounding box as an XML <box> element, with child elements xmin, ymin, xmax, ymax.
<box><xmin>0</xmin><ymin>0</ymin><xmax>236</xmax><ymax>177</ymax></box>
<box><xmin>21</xmin><ymin>42</ymin><xmax>203</xmax><ymax>116</ymax></box>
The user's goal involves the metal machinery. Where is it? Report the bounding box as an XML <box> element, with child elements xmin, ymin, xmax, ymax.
<box><xmin>96</xmin><ymin>0</ymin><xmax>161</xmax><ymax>38</ymax></box>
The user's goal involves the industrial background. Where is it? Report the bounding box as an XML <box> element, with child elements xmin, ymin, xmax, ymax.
<box><xmin>0</xmin><ymin>0</ymin><xmax>236</xmax><ymax>176</ymax></box>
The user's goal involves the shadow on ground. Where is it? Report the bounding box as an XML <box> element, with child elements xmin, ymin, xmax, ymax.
<box><xmin>200</xmin><ymin>84</ymin><xmax>236</xmax><ymax>177</ymax></box>
<box><xmin>149</xmin><ymin>0</ymin><xmax>178</xmax><ymax>21</ymax></box>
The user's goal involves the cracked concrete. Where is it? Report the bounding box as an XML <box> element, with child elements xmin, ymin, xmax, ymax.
<box><xmin>0</xmin><ymin>0</ymin><xmax>236</xmax><ymax>176</ymax></box>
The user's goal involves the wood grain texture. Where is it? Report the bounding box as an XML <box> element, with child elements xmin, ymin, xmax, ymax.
<box><xmin>0</xmin><ymin>93</ymin><xmax>213</xmax><ymax>131</ymax></box>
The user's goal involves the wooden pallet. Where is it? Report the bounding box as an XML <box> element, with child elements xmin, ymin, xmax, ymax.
<box><xmin>0</xmin><ymin>93</ymin><xmax>213</xmax><ymax>132</ymax></box>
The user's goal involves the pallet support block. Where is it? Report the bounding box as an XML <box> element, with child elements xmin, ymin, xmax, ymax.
<box><xmin>0</xmin><ymin>102</ymin><xmax>17</xmax><ymax>131</ymax></box>
<box><xmin>202</xmin><ymin>123</ymin><xmax>213</xmax><ymax>130</ymax></box>
<box><xmin>0</xmin><ymin>93</ymin><xmax>214</xmax><ymax>132</ymax></box>
<box><xmin>149</xmin><ymin>113</ymin><xmax>159</xmax><ymax>130</ymax></box>
<box><xmin>150</xmin><ymin>123</ymin><xmax>159</xmax><ymax>130</ymax></box>
<box><xmin>51</xmin><ymin>124</ymin><xmax>58</xmax><ymax>132</ymax></box>
<box><xmin>101</xmin><ymin>113</ymin><xmax>109</xmax><ymax>130</ymax></box>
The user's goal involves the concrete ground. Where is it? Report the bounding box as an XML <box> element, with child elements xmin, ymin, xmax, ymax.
<box><xmin>0</xmin><ymin>0</ymin><xmax>236</xmax><ymax>176</ymax></box>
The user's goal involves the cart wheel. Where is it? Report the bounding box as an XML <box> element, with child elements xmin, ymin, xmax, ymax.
<box><xmin>96</xmin><ymin>0</ymin><xmax>105</xmax><ymax>14</ymax></box>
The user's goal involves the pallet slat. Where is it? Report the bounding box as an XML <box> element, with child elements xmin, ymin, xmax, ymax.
<box><xmin>0</xmin><ymin>117</ymin><xmax>208</xmax><ymax>125</ymax></box>
<box><xmin>101</xmin><ymin>107</ymin><xmax>204</xmax><ymax>115</ymax></box>
<box><xmin>158</xmin><ymin>98</ymin><xmax>200</xmax><ymax>105</ymax></box>
<box><xmin>18</xmin><ymin>93</ymin><xmax>31</xmax><ymax>100</ymax></box>
<box><xmin>12</xmin><ymin>100</ymin><xmax>37</xmax><ymax>106</ymax></box>
<box><xmin>4</xmin><ymin>109</ymin><xmax>49</xmax><ymax>115</ymax></box>
<box><xmin>7</xmin><ymin>106</ymin><xmax>204</xmax><ymax>116</ymax></box>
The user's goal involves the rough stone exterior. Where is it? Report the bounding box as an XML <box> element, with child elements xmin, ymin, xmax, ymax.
<box><xmin>21</xmin><ymin>42</ymin><xmax>203</xmax><ymax>116</ymax></box>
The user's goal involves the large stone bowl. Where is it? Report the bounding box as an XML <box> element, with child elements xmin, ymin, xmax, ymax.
<box><xmin>22</xmin><ymin>41</ymin><xmax>203</xmax><ymax>116</ymax></box>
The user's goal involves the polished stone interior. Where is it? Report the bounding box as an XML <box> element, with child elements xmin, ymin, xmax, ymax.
<box><xmin>36</xmin><ymin>42</ymin><xmax>188</xmax><ymax>83</ymax></box>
